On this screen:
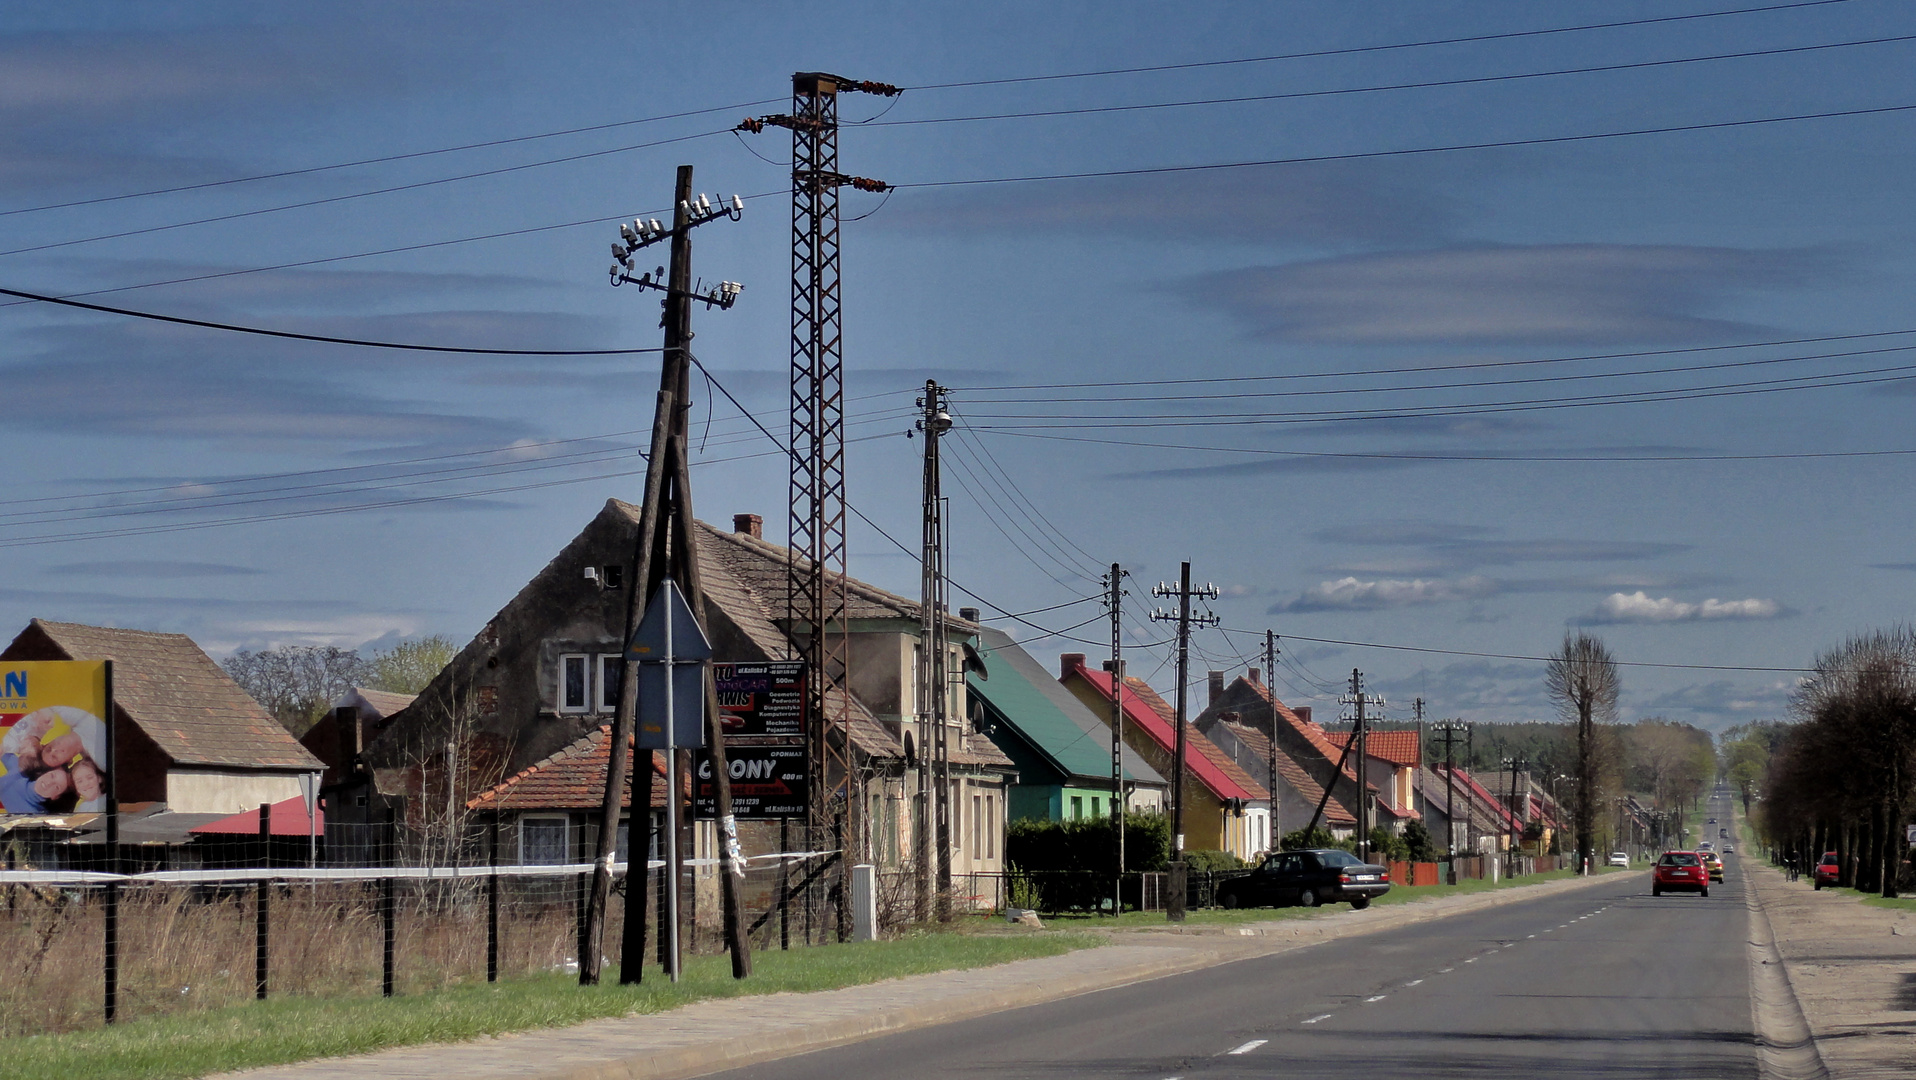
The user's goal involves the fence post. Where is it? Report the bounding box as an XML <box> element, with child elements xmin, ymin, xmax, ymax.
<box><xmin>382</xmin><ymin>807</ymin><xmax>396</xmax><ymax>998</ymax></box>
<box><xmin>256</xmin><ymin>803</ymin><xmax>270</xmax><ymax>1000</ymax></box>
<box><xmin>487</xmin><ymin>813</ymin><xmax>499</xmax><ymax>983</ymax></box>
<box><xmin>778</xmin><ymin>817</ymin><xmax>790</xmax><ymax>951</ymax></box>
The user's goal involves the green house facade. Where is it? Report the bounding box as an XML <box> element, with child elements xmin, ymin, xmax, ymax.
<box><xmin>966</xmin><ymin>624</ymin><xmax>1167</xmax><ymax>823</ymax></box>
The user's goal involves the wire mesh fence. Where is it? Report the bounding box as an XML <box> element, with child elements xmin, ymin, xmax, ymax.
<box><xmin>0</xmin><ymin>818</ymin><xmax>849</xmax><ymax>1034</ymax></box>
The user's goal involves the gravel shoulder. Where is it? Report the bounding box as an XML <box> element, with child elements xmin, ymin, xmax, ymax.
<box><xmin>1745</xmin><ymin>859</ymin><xmax>1916</xmax><ymax>1080</ymax></box>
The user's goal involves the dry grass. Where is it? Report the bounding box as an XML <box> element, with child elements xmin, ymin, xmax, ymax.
<box><xmin>0</xmin><ymin>880</ymin><xmax>597</xmax><ymax>1035</ymax></box>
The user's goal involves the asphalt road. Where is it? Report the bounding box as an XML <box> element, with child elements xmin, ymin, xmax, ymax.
<box><xmin>714</xmin><ymin>834</ymin><xmax>1754</xmax><ymax>1078</ymax></box>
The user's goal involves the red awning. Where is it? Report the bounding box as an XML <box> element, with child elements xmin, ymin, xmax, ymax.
<box><xmin>188</xmin><ymin>795</ymin><xmax>322</xmax><ymax>836</ymax></box>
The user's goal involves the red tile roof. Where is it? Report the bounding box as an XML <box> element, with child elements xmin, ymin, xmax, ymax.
<box><xmin>1324</xmin><ymin>730</ymin><xmax>1422</xmax><ymax>768</ymax></box>
<box><xmin>190</xmin><ymin>795</ymin><xmax>323</xmax><ymax>836</ymax></box>
<box><xmin>1067</xmin><ymin>665</ymin><xmax>1265</xmax><ymax>802</ymax></box>
<box><xmin>467</xmin><ymin>725</ymin><xmax>669</xmax><ymax>812</ymax></box>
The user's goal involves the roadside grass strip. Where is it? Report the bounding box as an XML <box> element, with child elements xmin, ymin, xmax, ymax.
<box><xmin>10</xmin><ymin>931</ymin><xmax>1102</xmax><ymax>1080</ymax></box>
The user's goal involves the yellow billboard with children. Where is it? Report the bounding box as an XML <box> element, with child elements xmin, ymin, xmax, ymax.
<box><xmin>0</xmin><ymin>661</ymin><xmax>109</xmax><ymax>816</ymax></box>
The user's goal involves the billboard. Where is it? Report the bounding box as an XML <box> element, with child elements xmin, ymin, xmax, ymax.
<box><xmin>713</xmin><ymin>662</ymin><xmax>805</xmax><ymax>739</ymax></box>
<box><xmin>695</xmin><ymin>745</ymin><xmax>807</xmax><ymax>819</ymax></box>
<box><xmin>0</xmin><ymin>661</ymin><xmax>109</xmax><ymax>815</ymax></box>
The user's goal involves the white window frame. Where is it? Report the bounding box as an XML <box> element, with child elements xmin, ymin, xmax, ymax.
<box><xmin>597</xmin><ymin>654</ymin><xmax>624</xmax><ymax>713</ymax></box>
<box><xmin>558</xmin><ymin>654</ymin><xmax>591</xmax><ymax>713</ymax></box>
<box><xmin>520</xmin><ymin>815</ymin><xmax>570</xmax><ymax>865</ymax></box>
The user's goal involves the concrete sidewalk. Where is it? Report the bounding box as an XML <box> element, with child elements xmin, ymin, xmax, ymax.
<box><xmin>1745</xmin><ymin>861</ymin><xmax>1916</xmax><ymax>1080</ymax></box>
<box><xmin>221</xmin><ymin>872</ymin><xmax>1620</xmax><ymax>1080</ymax></box>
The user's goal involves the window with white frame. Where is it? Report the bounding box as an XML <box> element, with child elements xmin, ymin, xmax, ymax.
<box><xmin>559</xmin><ymin>654</ymin><xmax>590</xmax><ymax>713</ymax></box>
<box><xmin>520</xmin><ymin>816</ymin><xmax>569</xmax><ymax>865</ymax></box>
<box><xmin>598</xmin><ymin>654</ymin><xmax>623</xmax><ymax>712</ymax></box>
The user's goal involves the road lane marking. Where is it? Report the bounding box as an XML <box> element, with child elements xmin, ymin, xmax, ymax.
<box><xmin>1303</xmin><ymin>1014</ymin><xmax>1333</xmax><ymax>1024</ymax></box>
<box><xmin>1438</xmin><ymin>967</ymin><xmax>1454</xmax><ymax>973</ymax></box>
<box><xmin>1365</xmin><ymin>995</ymin><xmax>1387</xmax><ymax>1003</ymax></box>
<box><xmin>1227</xmin><ymin>1040</ymin><xmax>1267</xmax><ymax>1055</ymax></box>
<box><xmin>1464</xmin><ymin>957</ymin><xmax>1477</xmax><ymax>963</ymax></box>
<box><xmin>1404</xmin><ymin>979</ymin><xmax>1423</xmax><ymax>987</ymax></box>
<box><xmin>1527</xmin><ymin>934</ymin><xmax>1536</xmax><ymax>939</ymax></box>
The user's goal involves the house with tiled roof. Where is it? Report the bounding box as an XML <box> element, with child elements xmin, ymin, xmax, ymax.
<box><xmin>341</xmin><ymin>501</ymin><xmax>1013</xmax><ymax>882</ymax></box>
<box><xmin>965</xmin><ymin>624</ymin><xmax>1166</xmax><ymax>824</ymax></box>
<box><xmin>1</xmin><ymin>620</ymin><xmax>324</xmax><ymax>817</ymax></box>
<box><xmin>1195</xmin><ymin>669</ymin><xmax>1406</xmax><ymax>836</ymax></box>
<box><xmin>465</xmin><ymin>725</ymin><xmax>668</xmax><ymax>864</ymax></box>
<box><xmin>1324</xmin><ymin>728</ymin><xmax>1423</xmax><ymax>826</ymax></box>
<box><xmin>1057</xmin><ymin>655</ymin><xmax>1270</xmax><ymax>860</ymax></box>
<box><xmin>1205</xmin><ymin>717</ymin><xmax>1356</xmax><ymax>839</ymax></box>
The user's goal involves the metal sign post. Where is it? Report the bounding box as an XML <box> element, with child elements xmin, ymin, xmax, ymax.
<box><xmin>631</xmin><ymin>578</ymin><xmax>711</xmax><ymax>983</ymax></box>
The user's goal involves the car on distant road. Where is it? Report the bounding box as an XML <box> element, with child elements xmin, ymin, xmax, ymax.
<box><xmin>1703</xmin><ymin>852</ymin><xmax>1724</xmax><ymax>882</ymax></box>
<box><xmin>1708</xmin><ymin>817</ymin><xmax>1717</xmax><ymax>824</ymax></box>
<box><xmin>1814</xmin><ymin>851</ymin><xmax>1841</xmax><ymax>890</ymax></box>
<box><xmin>1653</xmin><ymin>851</ymin><xmax>1709</xmax><ymax>897</ymax></box>
<box><xmin>1214</xmin><ymin>848</ymin><xmax>1392</xmax><ymax>911</ymax></box>
<box><xmin>1724</xmin><ymin>845</ymin><xmax>1735</xmax><ymax>854</ymax></box>
<box><xmin>1607</xmin><ymin>852</ymin><xmax>1630</xmax><ymax>867</ymax></box>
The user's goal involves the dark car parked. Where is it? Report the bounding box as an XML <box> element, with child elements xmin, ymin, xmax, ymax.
<box><xmin>1215</xmin><ymin>848</ymin><xmax>1392</xmax><ymax>910</ymax></box>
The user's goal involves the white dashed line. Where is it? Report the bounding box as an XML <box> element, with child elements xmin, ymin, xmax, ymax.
<box><xmin>1464</xmin><ymin>957</ymin><xmax>1478</xmax><ymax>963</ymax></box>
<box><xmin>1365</xmin><ymin>995</ymin><xmax>1387</xmax><ymax>1003</ymax></box>
<box><xmin>1527</xmin><ymin>934</ymin><xmax>1536</xmax><ymax>939</ymax></box>
<box><xmin>1303</xmin><ymin>1014</ymin><xmax>1333</xmax><ymax>1025</ymax></box>
<box><xmin>1227</xmin><ymin>1040</ymin><xmax>1267</xmax><ymax>1055</ymax></box>
<box><xmin>1404</xmin><ymin>979</ymin><xmax>1423</xmax><ymax>987</ymax></box>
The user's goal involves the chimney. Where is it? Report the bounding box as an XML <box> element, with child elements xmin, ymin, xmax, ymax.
<box><xmin>1220</xmin><ymin>710</ymin><xmax>1240</xmax><ymax>724</ymax></box>
<box><xmin>1207</xmin><ymin>670</ymin><xmax>1224</xmax><ymax>705</ymax></box>
<box><xmin>732</xmin><ymin>513</ymin><xmax>762</xmax><ymax>539</ymax></box>
<box><xmin>1249</xmin><ymin>667</ymin><xmax>1261</xmax><ymax>684</ymax></box>
<box><xmin>958</xmin><ymin>607</ymin><xmax>979</xmax><ymax>622</ymax></box>
<box><xmin>1295</xmin><ymin>705</ymin><xmax>1312</xmax><ymax>726</ymax></box>
<box><xmin>1061</xmin><ymin>652</ymin><xmax>1086</xmax><ymax>678</ymax></box>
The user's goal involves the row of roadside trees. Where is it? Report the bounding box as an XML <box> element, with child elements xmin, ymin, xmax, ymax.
<box><xmin>1759</xmin><ymin>627</ymin><xmax>1916</xmax><ymax>897</ymax></box>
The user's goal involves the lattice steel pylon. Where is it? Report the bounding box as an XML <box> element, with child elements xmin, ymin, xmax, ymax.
<box><xmin>742</xmin><ymin>71</ymin><xmax>896</xmax><ymax>941</ymax></box>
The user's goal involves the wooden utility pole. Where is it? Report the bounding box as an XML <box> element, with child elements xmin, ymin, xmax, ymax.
<box><xmin>586</xmin><ymin>164</ymin><xmax>751</xmax><ymax>984</ymax></box>
<box><xmin>1151</xmin><ymin>564</ymin><xmax>1219</xmax><ymax>922</ymax></box>
<box><xmin>1108</xmin><ymin>564</ymin><xmax>1126</xmax><ymax>916</ymax></box>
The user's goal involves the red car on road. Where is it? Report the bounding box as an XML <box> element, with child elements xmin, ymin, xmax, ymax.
<box><xmin>1652</xmin><ymin>851</ymin><xmax>1709</xmax><ymax>897</ymax></box>
<box><xmin>1813</xmin><ymin>851</ymin><xmax>1841</xmax><ymax>890</ymax></box>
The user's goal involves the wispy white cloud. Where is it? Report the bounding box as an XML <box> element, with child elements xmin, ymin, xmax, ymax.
<box><xmin>1583</xmin><ymin>591</ymin><xmax>1783</xmax><ymax>624</ymax></box>
<box><xmin>1273</xmin><ymin>574</ymin><xmax>1496</xmax><ymax>613</ymax></box>
<box><xmin>1185</xmin><ymin>243</ymin><xmax>1831</xmax><ymax>345</ymax></box>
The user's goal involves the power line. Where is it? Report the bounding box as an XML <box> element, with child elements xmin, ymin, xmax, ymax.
<box><xmin>0</xmin><ymin>99</ymin><xmax>783</xmax><ymax>219</ymax></box>
<box><xmin>959</xmin><ymin>341</ymin><xmax>1916</xmax><ymax>405</ymax></box>
<box><xmin>895</xmin><ymin>101</ymin><xmax>1916</xmax><ymax>191</ymax></box>
<box><xmin>950</xmin><ymin>328</ymin><xmax>1916</xmax><ymax>391</ymax></box>
<box><xmin>0</xmin><ymin>286</ymin><xmax>667</xmax><ymax>354</ymax></box>
<box><xmin>881</xmin><ymin>32</ymin><xmax>1916</xmax><ymax>130</ymax></box>
<box><xmin>966</xmin><ymin>359</ymin><xmax>1916</xmax><ymax>428</ymax></box>
<box><xmin>906</xmin><ymin>1</ymin><xmax>1862</xmax><ymax>90</ymax></box>
<box><xmin>1228</xmin><ymin>628</ymin><xmax>1815</xmax><ymax>673</ymax></box>
<box><xmin>0</xmin><ymin>131</ymin><xmax>732</xmax><ymax>261</ymax></box>
<box><xmin>978</xmin><ymin>429</ymin><xmax>1916</xmax><ymax>465</ymax></box>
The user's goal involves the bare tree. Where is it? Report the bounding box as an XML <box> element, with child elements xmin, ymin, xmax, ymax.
<box><xmin>1546</xmin><ymin>633</ymin><xmax>1620</xmax><ymax>875</ymax></box>
<box><xmin>222</xmin><ymin>645</ymin><xmax>373</xmax><ymax>736</ymax></box>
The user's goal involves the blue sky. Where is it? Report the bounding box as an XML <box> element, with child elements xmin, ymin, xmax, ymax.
<box><xmin>2</xmin><ymin>1</ymin><xmax>1914</xmax><ymax>732</ymax></box>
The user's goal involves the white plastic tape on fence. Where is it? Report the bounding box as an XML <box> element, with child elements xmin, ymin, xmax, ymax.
<box><xmin>0</xmin><ymin>849</ymin><xmax>843</xmax><ymax>887</ymax></box>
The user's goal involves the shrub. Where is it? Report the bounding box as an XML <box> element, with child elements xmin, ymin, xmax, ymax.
<box><xmin>1402</xmin><ymin>820</ymin><xmax>1438</xmax><ymax>862</ymax></box>
<box><xmin>1181</xmin><ymin>849</ymin><xmax>1243</xmax><ymax>872</ymax></box>
<box><xmin>1369</xmin><ymin>826</ymin><xmax>1410</xmax><ymax>864</ymax></box>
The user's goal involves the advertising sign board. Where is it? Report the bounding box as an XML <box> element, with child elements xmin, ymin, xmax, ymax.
<box><xmin>0</xmin><ymin>661</ymin><xmax>110</xmax><ymax>815</ymax></box>
<box><xmin>695</xmin><ymin>745</ymin><xmax>807</xmax><ymax>819</ymax></box>
<box><xmin>713</xmin><ymin>662</ymin><xmax>805</xmax><ymax>740</ymax></box>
